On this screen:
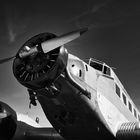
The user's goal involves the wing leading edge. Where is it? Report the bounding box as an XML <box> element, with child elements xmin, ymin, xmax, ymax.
<box><xmin>0</xmin><ymin>101</ymin><xmax>64</xmax><ymax>140</ymax></box>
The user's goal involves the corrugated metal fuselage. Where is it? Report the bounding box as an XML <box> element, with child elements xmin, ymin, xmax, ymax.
<box><xmin>37</xmin><ymin>53</ymin><xmax>137</xmax><ymax>140</ymax></box>
<box><xmin>36</xmin><ymin>53</ymin><xmax>113</xmax><ymax>140</ymax></box>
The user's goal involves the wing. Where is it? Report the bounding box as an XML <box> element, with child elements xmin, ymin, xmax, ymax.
<box><xmin>13</xmin><ymin>122</ymin><xmax>64</xmax><ymax>140</ymax></box>
<box><xmin>116</xmin><ymin>121</ymin><xmax>140</xmax><ymax>140</ymax></box>
<box><xmin>0</xmin><ymin>101</ymin><xmax>64</xmax><ymax>140</ymax></box>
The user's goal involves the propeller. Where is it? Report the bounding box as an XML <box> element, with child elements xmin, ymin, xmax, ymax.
<box><xmin>0</xmin><ymin>27</ymin><xmax>88</xmax><ymax>64</ymax></box>
<box><xmin>0</xmin><ymin>56</ymin><xmax>15</xmax><ymax>64</ymax></box>
<box><xmin>41</xmin><ymin>27</ymin><xmax>88</xmax><ymax>53</ymax></box>
<box><xmin>19</xmin><ymin>27</ymin><xmax>88</xmax><ymax>58</ymax></box>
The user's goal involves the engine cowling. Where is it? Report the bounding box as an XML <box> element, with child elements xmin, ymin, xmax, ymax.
<box><xmin>0</xmin><ymin>101</ymin><xmax>17</xmax><ymax>140</ymax></box>
<box><xmin>13</xmin><ymin>33</ymin><xmax>68</xmax><ymax>90</ymax></box>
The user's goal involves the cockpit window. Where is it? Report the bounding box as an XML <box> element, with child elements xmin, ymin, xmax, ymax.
<box><xmin>89</xmin><ymin>61</ymin><xmax>103</xmax><ymax>71</ymax></box>
<box><xmin>103</xmin><ymin>66</ymin><xmax>111</xmax><ymax>76</ymax></box>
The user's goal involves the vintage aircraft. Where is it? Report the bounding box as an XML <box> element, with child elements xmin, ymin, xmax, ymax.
<box><xmin>0</xmin><ymin>28</ymin><xmax>140</xmax><ymax>140</ymax></box>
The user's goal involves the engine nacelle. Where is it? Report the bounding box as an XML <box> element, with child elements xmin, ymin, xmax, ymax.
<box><xmin>0</xmin><ymin>101</ymin><xmax>17</xmax><ymax>140</ymax></box>
<box><xmin>13</xmin><ymin>33</ymin><xmax>68</xmax><ymax>90</ymax></box>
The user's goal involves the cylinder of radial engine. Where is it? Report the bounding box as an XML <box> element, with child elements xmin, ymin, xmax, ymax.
<box><xmin>116</xmin><ymin>122</ymin><xmax>140</xmax><ymax>140</ymax></box>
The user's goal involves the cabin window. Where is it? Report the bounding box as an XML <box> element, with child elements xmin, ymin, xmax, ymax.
<box><xmin>0</xmin><ymin>104</ymin><xmax>2</xmax><ymax>112</ymax></box>
<box><xmin>79</xmin><ymin>70</ymin><xmax>82</xmax><ymax>77</ymax></box>
<box><xmin>128</xmin><ymin>102</ymin><xmax>132</xmax><ymax>112</ymax></box>
<box><xmin>138</xmin><ymin>115</ymin><xmax>140</xmax><ymax>121</ymax></box>
<box><xmin>89</xmin><ymin>61</ymin><xmax>103</xmax><ymax>71</ymax></box>
<box><xmin>134</xmin><ymin>109</ymin><xmax>137</xmax><ymax>118</ymax></box>
<box><xmin>103</xmin><ymin>66</ymin><xmax>111</xmax><ymax>76</ymax></box>
<box><xmin>122</xmin><ymin>93</ymin><xmax>127</xmax><ymax>105</ymax></box>
<box><xmin>115</xmin><ymin>84</ymin><xmax>120</xmax><ymax>97</ymax></box>
<box><xmin>71</xmin><ymin>64</ymin><xmax>83</xmax><ymax>79</ymax></box>
<box><xmin>85</xmin><ymin>65</ymin><xmax>88</xmax><ymax>71</ymax></box>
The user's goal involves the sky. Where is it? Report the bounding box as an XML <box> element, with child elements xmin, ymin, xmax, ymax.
<box><xmin>0</xmin><ymin>0</ymin><xmax>140</xmax><ymax>126</ymax></box>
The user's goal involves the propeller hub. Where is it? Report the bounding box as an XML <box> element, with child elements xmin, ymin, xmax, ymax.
<box><xmin>17</xmin><ymin>32</ymin><xmax>57</xmax><ymax>58</ymax></box>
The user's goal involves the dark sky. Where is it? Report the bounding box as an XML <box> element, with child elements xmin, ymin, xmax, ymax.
<box><xmin>0</xmin><ymin>0</ymin><xmax>140</xmax><ymax>126</ymax></box>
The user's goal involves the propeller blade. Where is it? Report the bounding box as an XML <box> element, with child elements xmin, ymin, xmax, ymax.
<box><xmin>41</xmin><ymin>27</ymin><xmax>88</xmax><ymax>53</ymax></box>
<box><xmin>0</xmin><ymin>56</ymin><xmax>15</xmax><ymax>64</ymax></box>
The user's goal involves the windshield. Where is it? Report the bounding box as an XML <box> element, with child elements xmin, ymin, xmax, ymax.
<box><xmin>89</xmin><ymin>59</ymin><xmax>103</xmax><ymax>71</ymax></box>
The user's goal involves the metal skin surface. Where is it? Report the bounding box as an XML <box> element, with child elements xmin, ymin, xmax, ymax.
<box><xmin>12</xmin><ymin>34</ymin><xmax>115</xmax><ymax>139</ymax></box>
<box><xmin>36</xmin><ymin>52</ymin><xmax>115</xmax><ymax>140</ymax></box>
<box><xmin>4</xmin><ymin>28</ymin><xmax>140</xmax><ymax>140</ymax></box>
<box><xmin>0</xmin><ymin>29</ymin><xmax>118</xmax><ymax>140</ymax></box>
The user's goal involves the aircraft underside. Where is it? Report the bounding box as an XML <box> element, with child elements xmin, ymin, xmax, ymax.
<box><xmin>36</xmin><ymin>70</ymin><xmax>115</xmax><ymax>140</ymax></box>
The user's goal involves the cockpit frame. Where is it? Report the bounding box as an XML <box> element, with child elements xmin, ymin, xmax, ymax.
<box><xmin>88</xmin><ymin>58</ymin><xmax>111</xmax><ymax>77</ymax></box>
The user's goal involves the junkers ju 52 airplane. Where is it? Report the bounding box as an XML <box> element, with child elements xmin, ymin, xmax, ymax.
<box><xmin>0</xmin><ymin>28</ymin><xmax>140</xmax><ymax>140</ymax></box>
